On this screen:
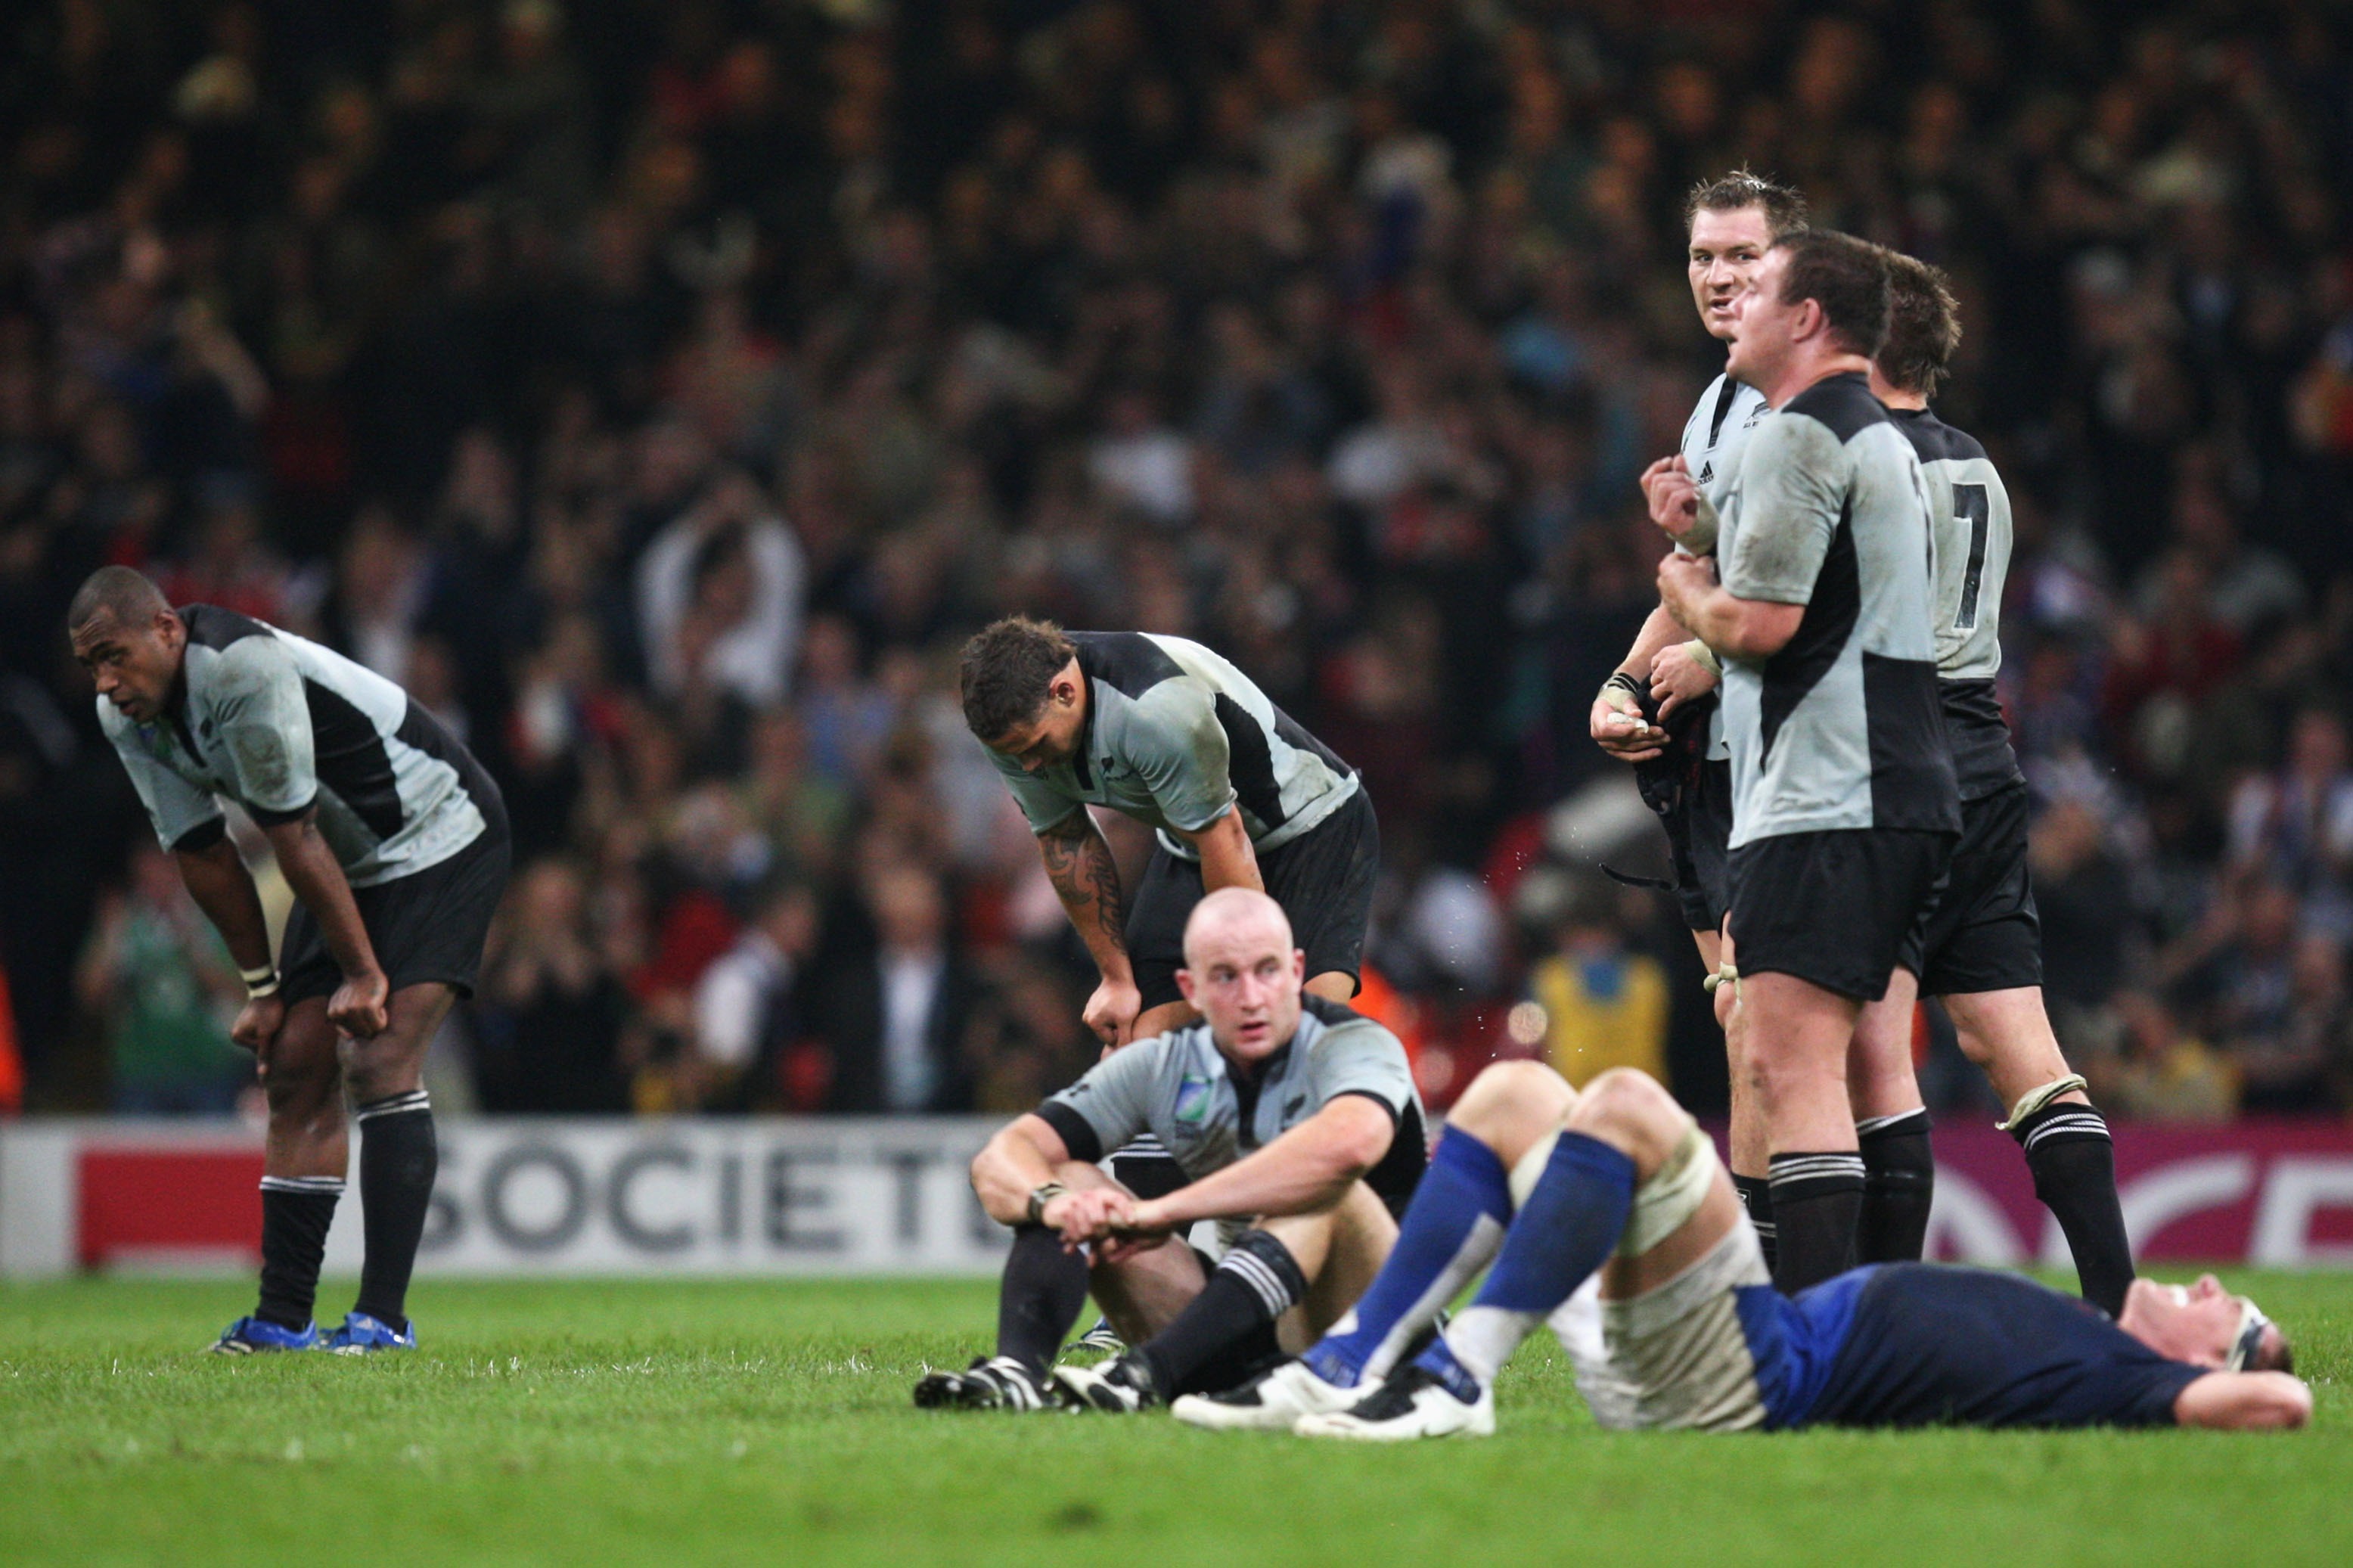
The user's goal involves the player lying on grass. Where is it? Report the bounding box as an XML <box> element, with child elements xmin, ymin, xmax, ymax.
<box><xmin>914</xmin><ymin>888</ymin><xmax>1426</xmax><ymax>1413</ymax></box>
<box><xmin>1176</xmin><ymin>1059</ymin><xmax>2308</xmax><ymax>1439</ymax></box>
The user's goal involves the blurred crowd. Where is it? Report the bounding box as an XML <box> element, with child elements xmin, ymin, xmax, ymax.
<box><xmin>3</xmin><ymin>0</ymin><xmax>2351</xmax><ymax>1122</ymax></box>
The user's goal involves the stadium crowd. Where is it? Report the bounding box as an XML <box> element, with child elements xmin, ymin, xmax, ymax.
<box><xmin>2</xmin><ymin>0</ymin><xmax>2351</xmax><ymax>1122</ymax></box>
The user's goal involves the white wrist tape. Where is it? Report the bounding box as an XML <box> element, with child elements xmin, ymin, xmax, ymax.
<box><xmin>1682</xmin><ymin>639</ymin><xmax>1722</xmax><ymax>678</ymax></box>
<box><xmin>241</xmin><ymin>963</ymin><xmax>281</xmax><ymax>1000</ymax></box>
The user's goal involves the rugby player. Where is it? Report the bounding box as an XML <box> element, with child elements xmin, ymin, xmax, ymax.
<box><xmin>1177</xmin><ymin>1060</ymin><xmax>2305</xmax><ymax>1439</ymax></box>
<box><xmin>961</xmin><ymin>617</ymin><xmax>1377</xmax><ymax>1225</ymax></box>
<box><xmin>70</xmin><ymin>567</ymin><xmax>509</xmax><ymax>1353</ymax></box>
<box><xmin>1588</xmin><ymin>169</ymin><xmax>1803</xmax><ymax>1266</ymax></box>
<box><xmin>1833</xmin><ymin>250</ymin><xmax>2135</xmax><ymax>1307</ymax></box>
<box><xmin>1653</xmin><ymin>231</ymin><xmax>1959</xmax><ymax>1292</ymax></box>
<box><xmin>912</xmin><ymin>889</ymin><xmax>1425</xmax><ymax>1412</ymax></box>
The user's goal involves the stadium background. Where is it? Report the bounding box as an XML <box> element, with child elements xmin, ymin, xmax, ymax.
<box><xmin>0</xmin><ymin>0</ymin><xmax>2351</xmax><ymax>1278</ymax></box>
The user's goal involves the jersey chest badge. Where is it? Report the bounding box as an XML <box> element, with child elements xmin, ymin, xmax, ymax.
<box><xmin>1174</xmin><ymin>1075</ymin><xmax>1213</xmax><ymax>1125</ymax></box>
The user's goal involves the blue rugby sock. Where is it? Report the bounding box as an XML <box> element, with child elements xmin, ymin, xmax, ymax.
<box><xmin>1302</xmin><ymin>1130</ymin><xmax>1512</xmax><ymax>1388</ymax></box>
<box><xmin>1429</xmin><ymin>1131</ymin><xmax>1635</xmax><ymax>1385</ymax></box>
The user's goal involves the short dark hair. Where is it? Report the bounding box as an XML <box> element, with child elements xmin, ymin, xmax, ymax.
<box><xmin>1772</xmin><ymin>230</ymin><xmax>1889</xmax><ymax>359</ymax></box>
<box><xmin>1684</xmin><ymin>169</ymin><xmax>1809</xmax><ymax>241</ymax></box>
<box><xmin>959</xmin><ymin>616</ymin><xmax>1078</xmax><ymax>741</ymax></box>
<box><xmin>67</xmin><ymin>566</ymin><xmax>172</xmax><ymax>635</ymax></box>
<box><xmin>2253</xmin><ymin>1324</ymin><xmax>2295</xmax><ymax>1376</ymax></box>
<box><xmin>1876</xmin><ymin>249</ymin><xmax>1962</xmax><ymax>398</ymax></box>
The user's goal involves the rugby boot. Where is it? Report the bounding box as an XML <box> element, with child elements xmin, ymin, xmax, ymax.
<box><xmin>1172</xmin><ymin>1358</ymin><xmax>1360</xmax><ymax>1432</ymax></box>
<box><xmin>1292</xmin><ymin>1363</ymin><xmax>1495</xmax><ymax>1441</ymax></box>
<box><xmin>912</xmin><ymin>1355</ymin><xmax>1058</xmax><ymax>1411</ymax></box>
<box><xmin>1050</xmin><ymin>1352</ymin><xmax>1161</xmax><ymax>1413</ymax></box>
<box><xmin>1066</xmin><ymin>1318</ymin><xmax>1126</xmax><ymax>1360</ymax></box>
<box><xmin>211</xmin><ymin>1316</ymin><xmax>321</xmax><ymax>1355</ymax></box>
<box><xmin>324</xmin><ymin>1312</ymin><xmax>418</xmax><ymax>1354</ymax></box>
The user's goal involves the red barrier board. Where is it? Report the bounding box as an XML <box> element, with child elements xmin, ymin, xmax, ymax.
<box><xmin>77</xmin><ymin>1147</ymin><xmax>265</xmax><ymax>1268</ymax></box>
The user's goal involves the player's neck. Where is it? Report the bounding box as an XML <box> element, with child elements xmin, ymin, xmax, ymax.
<box><xmin>1762</xmin><ymin>349</ymin><xmax>1872</xmax><ymax>409</ymax></box>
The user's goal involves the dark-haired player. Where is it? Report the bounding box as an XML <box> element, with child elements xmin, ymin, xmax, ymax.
<box><xmin>1589</xmin><ymin>170</ymin><xmax>1806</xmax><ymax>1262</ymax></box>
<box><xmin>1833</xmin><ymin>250</ymin><xmax>2135</xmax><ymax>1307</ymax></box>
<box><xmin>70</xmin><ymin>567</ymin><xmax>509</xmax><ymax>1353</ymax></box>
<box><xmin>959</xmin><ymin>617</ymin><xmax>1377</xmax><ymax>1048</ymax></box>
<box><xmin>1178</xmin><ymin>1059</ymin><xmax>2305</xmax><ymax>1439</ymax></box>
<box><xmin>1654</xmin><ymin>231</ymin><xmax>1958</xmax><ymax>1293</ymax></box>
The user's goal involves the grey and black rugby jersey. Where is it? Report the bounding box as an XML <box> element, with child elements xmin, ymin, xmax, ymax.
<box><xmin>1889</xmin><ymin>408</ymin><xmax>2026</xmax><ymax>802</ymax></box>
<box><xmin>1678</xmin><ymin>374</ymin><xmax>1771</xmax><ymax>763</ymax></box>
<box><xmin>1715</xmin><ymin>372</ymin><xmax>1960</xmax><ymax>847</ymax></box>
<box><xmin>1036</xmin><ymin>995</ymin><xmax>1426</xmax><ymax>1214</ymax></box>
<box><xmin>99</xmin><ymin>604</ymin><xmax>498</xmax><ymax>886</ymax></box>
<box><xmin>987</xmin><ymin>632</ymin><xmax>1358</xmax><ymax>861</ymax></box>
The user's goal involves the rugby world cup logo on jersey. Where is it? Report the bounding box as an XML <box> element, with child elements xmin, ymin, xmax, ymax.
<box><xmin>1174</xmin><ymin>1075</ymin><xmax>1213</xmax><ymax>1125</ymax></box>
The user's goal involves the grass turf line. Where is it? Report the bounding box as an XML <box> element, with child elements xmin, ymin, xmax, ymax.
<box><xmin>0</xmin><ymin>1270</ymin><xmax>2345</xmax><ymax>1566</ymax></box>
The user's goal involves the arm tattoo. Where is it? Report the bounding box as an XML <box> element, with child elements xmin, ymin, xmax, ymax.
<box><xmin>1039</xmin><ymin>814</ymin><xmax>1128</xmax><ymax>958</ymax></box>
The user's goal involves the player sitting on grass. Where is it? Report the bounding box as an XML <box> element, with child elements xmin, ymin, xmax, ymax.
<box><xmin>914</xmin><ymin>888</ymin><xmax>1426</xmax><ymax>1413</ymax></box>
<box><xmin>1177</xmin><ymin>1058</ymin><xmax>2307</xmax><ymax>1439</ymax></box>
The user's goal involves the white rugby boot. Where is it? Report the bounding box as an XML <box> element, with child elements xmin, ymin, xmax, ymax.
<box><xmin>1291</xmin><ymin>1363</ymin><xmax>1495</xmax><ymax>1441</ymax></box>
<box><xmin>1172</xmin><ymin>1358</ymin><xmax>1362</xmax><ymax>1432</ymax></box>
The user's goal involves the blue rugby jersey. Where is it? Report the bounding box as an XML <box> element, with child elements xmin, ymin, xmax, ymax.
<box><xmin>1737</xmin><ymin>1265</ymin><xmax>2207</xmax><ymax>1430</ymax></box>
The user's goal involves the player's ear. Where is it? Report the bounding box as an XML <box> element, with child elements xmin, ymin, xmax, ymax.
<box><xmin>1175</xmin><ymin>967</ymin><xmax>1197</xmax><ymax>1006</ymax></box>
<box><xmin>1291</xmin><ymin>949</ymin><xmax>1306</xmax><ymax>983</ymax></box>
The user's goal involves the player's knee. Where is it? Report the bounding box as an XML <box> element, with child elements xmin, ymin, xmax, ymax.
<box><xmin>1448</xmin><ymin>1059</ymin><xmax>1573</xmax><ymax>1141</ymax></box>
<box><xmin>1565</xmin><ymin>1068</ymin><xmax>1677</xmax><ymax>1150</ymax></box>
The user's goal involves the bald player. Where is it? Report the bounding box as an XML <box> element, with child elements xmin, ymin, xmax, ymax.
<box><xmin>914</xmin><ymin>889</ymin><xmax>1426</xmax><ymax>1414</ymax></box>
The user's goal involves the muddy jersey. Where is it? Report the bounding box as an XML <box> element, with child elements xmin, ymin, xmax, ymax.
<box><xmin>986</xmin><ymin>632</ymin><xmax>1358</xmax><ymax>862</ymax></box>
<box><xmin>1714</xmin><ymin>372</ymin><xmax>1959</xmax><ymax>847</ymax></box>
<box><xmin>100</xmin><ymin>604</ymin><xmax>495</xmax><ymax>886</ymax></box>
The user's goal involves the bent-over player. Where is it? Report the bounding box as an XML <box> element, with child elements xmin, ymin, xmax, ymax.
<box><xmin>1178</xmin><ymin>1060</ymin><xmax>2305</xmax><ymax>1439</ymax></box>
<box><xmin>914</xmin><ymin>889</ymin><xmax>1425</xmax><ymax>1413</ymax></box>
<box><xmin>70</xmin><ymin>567</ymin><xmax>510</xmax><ymax>1353</ymax></box>
<box><xmin>962</xmin><ymin>617</ymin><xmax>1375</xmax><ymax>1046</ymax></box>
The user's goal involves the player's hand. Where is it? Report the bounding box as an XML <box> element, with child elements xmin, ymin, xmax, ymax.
<box><xmin>231</xmin><ymin>993</ymin><xmax>286</xmax><ymax>1057</ymax></box>
<box><xmin>1097</xmin><ymin>1197</ymin><xmax>1178</xmax><ymax>1265</ymax></box>
<box><xmin>329</xmin><ymin>968</ymin><xmax>391</xmax><ymax>1040</ymax></box>
<box><xmin>1650</xmin><ymin>641</ymin><xmax>1720</xmax><ymax>722</ymax></box>
<box><xmin>1656</xmin><ymin>551</ymin><xmax>1716</xmax><ymax>626</ymax></box>
<box><xmin>1641</xmin><ymin>455</ymin><xmax>1700</xmax><ymax>537</ymax></box>
<box><xmin>1082</xmin><ymin>976</ymin><xmax>1143</xmax><ymax>1049</ymax></box>
<box><xmin>1047</xmin><ymin>1188</ymin><xmax>1133</xmax><ymax>1250</ymax></box>
<box><xmin>1590</xmin><ymin>685</ymin><xmax>1665</xmax><ymax>763</ymax></box>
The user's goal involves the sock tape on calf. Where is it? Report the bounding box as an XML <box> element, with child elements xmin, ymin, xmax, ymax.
<box><xmin>1998</xmin><ymin>1075</ymin><xmax>2089</xmax><ymax>1132</ymax></box>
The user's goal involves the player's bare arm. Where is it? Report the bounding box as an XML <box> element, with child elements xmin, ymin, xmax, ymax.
<box><xmin>1170</xmin><ymin>806</ymin><xmax>1263</xmax><ymax>896</ymax></box>
<box><xmin>1035</xmin><ymin>809</ymin><xmax>1142</xmax><ymax>1045</ymax></box>
<box><xmin>1116</xmin><ymin>1095</ymin><xmax>1395</xmax><ymax>1240</ymax></box>
<box><xmin>260</xmin><ymin>809</ymin><xmax>390</xmax><ymax>1039</ymax></box>
<box><xmin>172</xmin><ymin>833</ymin><xmax>286</xmax><ymax>1054</ymax></box>
<box><xmin>1656</xmin><ymin>551</ymin><xmax>1804</xmax><ymax>660</ymax></box>
<box><xmin>1591</xmin><ymin>603</ymin><xmax>1687</xmax><ymax>762</ymax></box>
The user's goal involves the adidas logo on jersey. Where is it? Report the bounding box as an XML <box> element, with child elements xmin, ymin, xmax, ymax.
<box><xmin>1697</xmin><ymin>462</ymin><xmax>1714</xmax><ymax>483</ymax></box>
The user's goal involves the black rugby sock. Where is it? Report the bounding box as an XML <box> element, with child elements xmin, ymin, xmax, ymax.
<box><xmin>1731</xmin><ymin>1172</ymin><xmax>1777</xmax><ymax>1274</ymax></box>
<box><xmin>256</xmin><ymin>1178</ymin><xmax>342</xmax><ymax>1330</ymax></box>
<box><xmin>1139</xmin><ymin>1230</ymin><xmax>1307</xmax><ymax>1399</ymax></box>
<box><xmin>1768</xmin><ymin>1151</ymin><xmax>1864</xmax><ymax>1293</ymax></box>
<box><xmin>996</xmin><ymin>1223</ymin><xmax>1091</xmax><ymax>1374</ymax></box>
<box><xmin>2013</xmin><ymin>1100</ymin><xmax>2134</xmax><ymax>1317</ymax></box>
<box><xmin>1857</xmin><ymin>1110</ymin><xmax>1935</xmax><ymax>1264</ymax></box>
<box><xmin>352</xmin><ymin>1091</ymin><xmax>436</xmax><ymax>1330</ymax></box>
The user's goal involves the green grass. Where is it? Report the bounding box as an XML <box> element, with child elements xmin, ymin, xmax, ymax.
<box><xmin>1</xmin><ymin>1271</ymin><xmax>2347</xmax><ymax>1566</ymax></box>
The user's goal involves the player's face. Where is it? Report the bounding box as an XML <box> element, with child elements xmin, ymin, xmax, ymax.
<box><xmin>71</xmin><ymin>610</ymin><xmax>185</xmax><ymax>725</ymax></box>
<box><xmin>2118</xmin><ymin>1275</ymin><xmax>2247</xmax><ymax>1368</ymax></box>
<box><xmin>1179</xmin><ymin>918</ymin><xmax>1305</xmax><ymax>1064</ymax></box>
<box><xmin>1721</xmin><ymin>246</ymin><xmax>1794</xmax><ymax>390</ymax></box>
<box><xmin>1687</xmin><ymin>206</ymin><xmax>1773</xmax><ymax>343</ymax></box>
<box><xmin>985</xmin><ymin>666</ymin><xmax>1087</xmax><ymax>773</ymax></box>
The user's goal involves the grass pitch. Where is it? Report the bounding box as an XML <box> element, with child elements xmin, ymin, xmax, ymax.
<box><xmin>1</xmin><ymin>1271</ymin><xmax>2346</xmax><ymax>1566</ymax></box>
